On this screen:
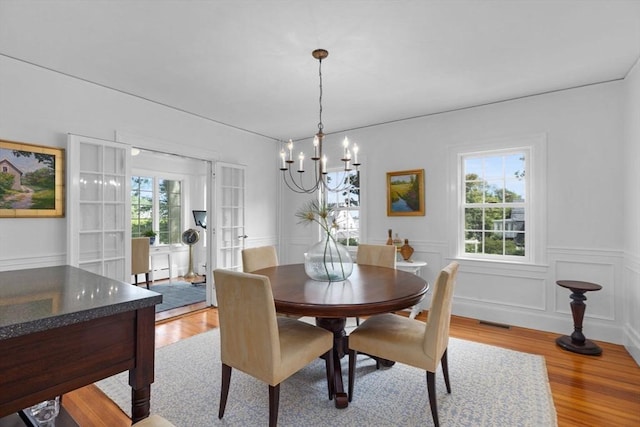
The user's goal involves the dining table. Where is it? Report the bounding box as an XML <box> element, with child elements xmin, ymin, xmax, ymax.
<box><xmin>252</xmin><ymin>263</ymin><xmax>429</xmax><ymax>409</ymax></box>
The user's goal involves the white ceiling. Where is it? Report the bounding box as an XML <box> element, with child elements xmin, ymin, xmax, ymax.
<box><xmin>1</xmin><ymin>1</ymin><xmax>639</xmax><ymax>142</ymax></box>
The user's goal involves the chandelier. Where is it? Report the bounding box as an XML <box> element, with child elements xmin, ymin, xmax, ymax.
<box><xmin>279</xmin><ymin>49</ymin><xmax>361</xmax><ymax>194</ymax></box>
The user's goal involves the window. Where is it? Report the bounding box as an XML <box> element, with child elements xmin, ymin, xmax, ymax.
<box><xmin>463</xmin><ymin>151</ymin><xmax>527</xmax><ymax>258</ymax></box>
<box><xmin>131</xmin><ymin>176</ymin><xmax>182</xmax><ymax>245</ymax></box>
<box><xmin>451</xmin><ymin>133</ymin><xmax>546</xmax><ymax>264</ymax></box>
<box><xmin>325</xmin><ymin>169</ymin><xmax>360</xmax><ymax>249</ymax></box>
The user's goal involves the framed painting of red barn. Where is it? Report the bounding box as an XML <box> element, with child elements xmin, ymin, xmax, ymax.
<box><xmin>0</xmin><ymin>139</ymin><xmax>64</xmax><ymax>218</ymax></box>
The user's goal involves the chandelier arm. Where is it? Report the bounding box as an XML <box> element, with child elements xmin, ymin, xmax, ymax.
<box><xmin>282</xmin><ymin>171</ymin><xmax>315</xmax><ymax>194</ymax></box>
<box><xmin>282</xmin><ymin>166</ymin><xmax>322</xmax><ymax>194</ymax></box>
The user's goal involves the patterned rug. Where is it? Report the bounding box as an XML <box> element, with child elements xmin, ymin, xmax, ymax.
<box><xmin>148</xmin><ymin>281</ymin><xmax>205</xmax><ymax>312</ymax></box>
<box><xmin>96</xmin><ymin>326</ymin><xmax>557</xmax><ymax>426</ymax></box>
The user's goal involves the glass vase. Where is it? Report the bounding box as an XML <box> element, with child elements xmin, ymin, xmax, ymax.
<box><xmin>27</xmin><ymin>396</ymin><xmax>60</xmax><ymax>426</ymax></box>
<box><xmin>304</xmin><ymin>236</ymin><xmax>353</xmax><ymax>282</ymax></box>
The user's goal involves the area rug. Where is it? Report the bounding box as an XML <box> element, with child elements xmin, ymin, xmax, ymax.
<box><xmin>96</xmin><ymin>327</ymin><xmax>557</xmax><ymax>426</ymax></box>
<box><xmin>148</xmin><ymin>281</ymin><xmax>205</xmax><ymax>312</ymax></box>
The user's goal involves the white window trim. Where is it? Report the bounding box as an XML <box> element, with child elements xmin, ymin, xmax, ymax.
<box><xmin>448</xmin><ymin>133</ymin><xmax>547</xmax><ymax>265</ymax></box>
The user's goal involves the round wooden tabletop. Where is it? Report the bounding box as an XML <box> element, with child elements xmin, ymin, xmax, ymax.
<box><xmin>556</xmin><ymin>280</ymin><xmax>602</xmax><ymax>292</ymax></box>
<box><xmin>253</xmin><ymin>263</ymin><xmax>429</xmax><ymax>318</ymax></box>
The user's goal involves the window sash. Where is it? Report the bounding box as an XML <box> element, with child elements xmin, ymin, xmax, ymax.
<box><xmin>324</xmin><ymin>169</ymin><xmax>360</xmax><ymax>248</ymax></box>
<box><xmin>131</xmin><ymin>176</ymin><xmax>182</xmax><ymax>245</ymax></box>
<box><xmin>461</xmin><ymin>149</ymin><xmax>529</xmax><ymax>261</ymax></box>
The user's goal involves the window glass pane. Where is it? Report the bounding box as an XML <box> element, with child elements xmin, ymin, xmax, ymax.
<box><xmin>485</xmin><ymin>207</ymin><xmax>504</xmax><ymax>231</ymax></box>
<box><xmin>465</xmin><ymin>207</ymin><xmax>483</xmax><ymax>230</ymax></box>
<box><xmin>484</xmin><ymin>180</ymin><xmax>504</xmax><ymax>203</ymax></box>
<box><xmin>464</xmin><ymin>231</ymin><xmax>482</xmax><ymax>254</ymax></box>
<box><xmin>484</xmin><ymin>156</ymin><xmax>503</xmax><ymax>180</ymax></box>
<box><xmin>505</xmin><ymin>153</ymin><xmax>525</xmax><ymax>179</ymax></box>
<box><xmin>465</xmin><ymin>178</ymin><xmax>483</xmax><ymax>204</ymax></box>
<box><xmin>464</xmin><ymin>157</ymin><xmax>483</xmax><ymax>176</ymax></box>
<box><xmin>485</xmin><ymin>232</ymin><xmax>504</xmax><ymax>255</ymax></box>
<box><xmin>505</xmin><ymin>179</ymin><xmax>525</xmax><ymax>201</ymax></box>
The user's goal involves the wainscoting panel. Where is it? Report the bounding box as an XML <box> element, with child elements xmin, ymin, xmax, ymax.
<box><xmin>554</xmin><ymin>259</ymin><xmax>616</xmax><ymax>321</ymax></box>
<box><xmin>455</xmin><ymin>270</ymin><xmax>548</xmax><ymax>311</ymax></box>
<box><xmin>623</xmin><ymin>253</ymin><xmax>640</xmax><ymax>364</ymax></box>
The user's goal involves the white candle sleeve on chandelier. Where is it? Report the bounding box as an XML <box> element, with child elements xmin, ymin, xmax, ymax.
<box><xmin>298</xmin><ymin>152</ymin><xmax>304</xmax><ymax>171</ymax></box>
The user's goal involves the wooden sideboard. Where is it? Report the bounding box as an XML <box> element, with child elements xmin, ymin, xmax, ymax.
<box><xmin>0</xmin><ymin>266</ymin><xmax>161</xmax><ymax>424</ymax></box>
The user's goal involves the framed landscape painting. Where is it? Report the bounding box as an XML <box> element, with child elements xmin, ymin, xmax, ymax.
<box><xmin>0</xmin><ymin>139</ymin><xmax>65</xmax><ymax>218</ymax></box>
<box><xmin>386</xmin><ymin>169</ymin><xmax>425</xmax><ymax>216</ymax></box>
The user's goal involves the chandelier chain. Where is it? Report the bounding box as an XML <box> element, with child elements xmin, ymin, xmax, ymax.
<box><xmin>318</xmin><ymin>56</ymin><xmax>324</xmax><ymax>133</ymax></box>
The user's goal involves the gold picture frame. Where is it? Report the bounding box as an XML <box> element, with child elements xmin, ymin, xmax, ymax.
<box><xmin>386</xmin><ymin>169</ymin><xmax>425</xmax><ymax>216</ymax></box>
<box><xmin>0</xmin><ymin>139</ymin><xmax>65</xmax><ymax>218</ymax></box>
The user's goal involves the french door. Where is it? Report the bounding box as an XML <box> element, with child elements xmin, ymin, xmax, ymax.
<box><xmin>66</xmin><ymin>134</ymin><xmax>130</xmax><ymax>281</ymax></box>
<box><xmin>214</xmin><ymin>162</ymin><xmax>246</xmax><ymax>271</ymax></box>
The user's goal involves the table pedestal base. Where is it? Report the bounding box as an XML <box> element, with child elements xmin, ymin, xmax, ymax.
<box><xmin>556</xmin><ymin>335</ymin><xmax>602</xmax><ymax>356</ymax></box>
<box><xmin>315</xmin><ymin>317</ymin><xmax>349</xmax><ymax>409</ymax></box>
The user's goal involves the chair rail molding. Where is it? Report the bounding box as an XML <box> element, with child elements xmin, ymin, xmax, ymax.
<box><xmin>0</xmin><ymin>253</ymin><xmax>67</xmax><ymax>272</ymax></box>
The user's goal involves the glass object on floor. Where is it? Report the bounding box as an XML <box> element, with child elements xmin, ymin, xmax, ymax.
<box><xmin>27</xmin><ymin>396</ymin><xmax>59</xmax><ymax>426</ymax></box>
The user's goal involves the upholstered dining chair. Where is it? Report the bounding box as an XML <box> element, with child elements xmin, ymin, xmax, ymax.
<box><xmin>356</xmin><ymin>244</ymin><xmax>397</xmax><ymax>269</ymax></box>
<box><xmin>242</xmin><ymin>245</ymin><xmax>300</xmax><ymax>319</ymax></box>
<box><xmin>213</xmin><ymin>269</ymin><xmax>334</xmax><ymax>427</ymax></box>
<box><xmin>355</xmin><ymin>244</ymin><xmax>397</xmax><ymax>325</ymax></box>
<box><xmin>131</xmin><ymin>237</ymin><xmax>151</xmax><ymax>288</ymax></box>
<box><xmin>347</xmin><ymin>261</ymin><xmax>459</xmax><ymax>427</ymax></box>
<box><xmin>242</xmin><ymin>245</ymin><xmax>278</xmax><ymax>273</ymax></box>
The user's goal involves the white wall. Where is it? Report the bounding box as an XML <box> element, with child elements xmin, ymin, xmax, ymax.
<box><xmin>0</xmin><ymin>55</ymin><xmax>279</xmax><ymax>271</ymax></box>
<box><xmin>2</xmin><ymin>51</ymin><xmax>637</xmax><ymax>359</ymax></box>
<box><xmin>282</xmin><ymin>80</ymin><xmax>632</xmax><ymax>349</ymax></box>
<box><xmin>623</xmin><ymin>59</ymin><xmax>640</xmax><ymax>363</ymax></box>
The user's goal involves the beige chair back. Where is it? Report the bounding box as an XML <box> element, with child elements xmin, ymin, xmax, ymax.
<box><xmin>131</xmin><ymin>237</ymin><xmax>150</xmax><ymax>274</ymax></box>
<box><xmin>422</xmin><ymin>261</ymin><xmax>459</xmax><ymax>368</ymax></box>
<box><xmin>213</xmin><ymin>269</ymin><xmax>280</xmax><ymax>384</ymax></box>
<box><xmin>242</xmin><ymin>246</ymin><xmax>278</xmax><ymax>273</ymax></box>
<box><xmin>356</xmin><ymin>244</ymin><xmax>396</xmax><ymax>269</ymax></box>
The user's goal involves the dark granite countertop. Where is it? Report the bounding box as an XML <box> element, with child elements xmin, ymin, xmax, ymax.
<box><xmin>0</xmin><ymin>265</ymin><xmax>162</xmax><ymax>340</ymax></box>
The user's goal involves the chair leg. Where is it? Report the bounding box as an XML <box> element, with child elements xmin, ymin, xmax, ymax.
<box><xmin>426</xmin><ymin>370</ymin><xmax>440</xmax><ymax>427</ymax></box>
<box><xmin>324</xmin><ymin>348</ymin><xmax>335</xmax><ymax>400</ymax></box>
<box><xmin>441</xmin><ymin>348</ymin><xmax>451</xmax><ymax>394</ymax></box>
<box><xmin>355</xmin><ymin>316</ymin><xmax>360</xmax><ymax>326</ymax></box>
<box><xmin>144</xmin><ymin>272</ymin><xmax>150</xmax><ymax>289</ymax></box>
<box><xmin>219</xmin><ymin>364</ymin><xmax>232</xmax><ymax>419</ymax></box>
<box><xmin>348</xmin><ymin>349</ymin><xmax>357</xmax><ymax>402</ymax></box>
<box><xmin>268</xmin><ymin>384</ymin><xmax>280</xmax><ymax>427</ymax></box>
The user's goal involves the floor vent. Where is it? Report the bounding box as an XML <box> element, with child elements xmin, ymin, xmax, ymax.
<box><xmin>478</xmin><ymin>320</ymin><xmax>511</xmax><ymax>329</ymax></box>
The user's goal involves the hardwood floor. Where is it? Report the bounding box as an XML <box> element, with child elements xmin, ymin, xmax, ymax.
<box><xmin>63</xmin><ymin>306</ymin><xmax>640</xmax><ymax>427</ymax></box>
